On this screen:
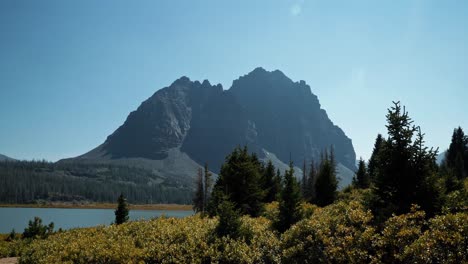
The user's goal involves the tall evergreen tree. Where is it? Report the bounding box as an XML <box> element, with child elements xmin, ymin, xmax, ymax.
<box><xmin>353</xmin><ymin>158</ymin><xmax>370</xmax><ymax>189</ymax></box>
<box><xmin>115</xmin><ymin>193</ymin><xmax>129</xmax><ymax>225</ymax></box>
<box><xmin>306</xmin><ymin>160</ymin><xmax>317</xmax><ymax>203</ymax></box>
<box><xmin>330</xmin><ymin>146</ymin><xmax>336</xmax><ymax>169</ymax></box>
<box><xmin>272</xmin><ymin>169</ymin><xmax>283</xmax><ymax>201</ymax></box>
<box><xmin>275</xmin><ymin>162</ymin><xmax>302</xmax><ymax>233</ymax></box>
<box><xmin>193</xmin><ymin>167</ymin><xmax>204</xmax><ymax>213</ymax></box>
<box><xmin>301</xmin><ymin>159</ymin><xmax>308</xmax><ymax>198</ymax></box>
<box><xmin>314</xmin><ymin>152</ymin><xmax>338</xmax><ymax>207</ymax></box>
<box><xmin>206</xmin><ymin>187</ymin><xmax>225</xmax><ymax>217</ymax></box>
<box><xmin>368</xmin><ymin>134</ymin><xmax>384</xmax><ymax>183</ymax></box>
<box><xmin>262</xmin><ymin>160</ymin><xmax>279</xmax><ymax>202</ymax></box>
<box><xmin>445</xmin><ymin>127</ymin><xmax>468</xmax><ymax>180</ymax></box>
<box><xmin>412</xmin><ymin>128</ymin><xmax>442</xmax><ymax>217</ymax></box>
<box><xmin>209</xmin><ymin>146</ymin><xmax>265</xmax><ymax>217</ymax></box>
<box><xmin>203</xmin><ymin>163</ymin><xmax>212</xmax><ymax>212</ymax></box>
<box><xmin>372</xmin><ymin>102</ymin><xmax>439</xmax><ymax>220</ymax></box>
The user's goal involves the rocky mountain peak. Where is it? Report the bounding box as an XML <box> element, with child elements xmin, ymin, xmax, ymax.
<box><xmin>77</xmin><ymin>67</ymin><xmax>356</xmax><ymax>181</ymax></box>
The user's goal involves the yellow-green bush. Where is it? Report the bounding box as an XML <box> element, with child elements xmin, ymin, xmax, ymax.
<box><xmin>443</xmin><ymin>189</ymin><xmax>468</xmax><ymax>213</ymax></box>
<box><xmin>0</xmin><ymin>236</ymin><xmax>29</xmax><ymax>258</ymax></box>
<box><xmin>262</xmin><ymin>201</ymin><xmax>279</xmax><ymax>222</ymax></box>
<box><xmin>373</xmin><ymin>205</ymin><xmax>426</xmax><ymax>263</ymax></box>
<box><xmin>14</xmin><ymin>200</ymin><xmax>468</xmax><ymax>263</ymax></box>
<box><xmin>19</xmin><ymin>215</ymin><xmax>281</xmax><ymax>264</ymax></box>
<box><xmin>402</xmin><ymin>212</ymin><xmax>468</xmax><ymax>263</ymax></box>
<box><xmin>300</xmin><ymin>202</ymin><xmax>319</xmax><ymax>219</ymax></box>
<box><xmin>281</xmin><ymin>200</ymin><xmax>377</xmax><ymax>264</ymax></box>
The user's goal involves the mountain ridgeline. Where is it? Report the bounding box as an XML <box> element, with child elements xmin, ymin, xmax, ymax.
<box><xmin>71</xmin><ymin>67</ymin><xmax>356</xmax><ymax>185</ymax></box>
<box><xmin>0</xmin><ymin>154</ymin><xmax>15</xmax><ymax>161</ymax></box>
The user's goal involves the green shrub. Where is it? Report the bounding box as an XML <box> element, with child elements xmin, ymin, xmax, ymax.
<box><xmin>373</xmin><ymin>205</ymin><xmax>426</xmax><ymax>263</ymax></box>
<box><xmin>281</xmin><ymin>201</ymin><xmax>377</xmax><ymax>264</ymax></box>
<box><xmin>443</xmin><ymin>189</ymin><xmax>468</xmax><ymax>214</ymax></box>
<box><xmin>0</xmin><ymin>239</ymin><xmax>29</xmax><ymax>258</ymax></box>
<box><xmin>262</xmin><ymin>202</ymin><xmax>279</xmax><ymax>222</ymax></box>
<box><xmin>402</xmin><ymin>212</ymin><xmax>468</xmax><ymax>263</ymax></box>
<box><xmin>19</xmin><ymin>215</ymin><xmax>281</xmax><ymax>264</ymax></box>
<box><xmin>16</xmin><ymin>198</ymin><xmax>468</xmax><ymax>263</ymax></box>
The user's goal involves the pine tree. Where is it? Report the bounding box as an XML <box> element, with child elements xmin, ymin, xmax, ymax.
<box><xmin>306</xmin><ymin>160</ymin><xmax>317</xmax><ymax>203</ymax></box>
<box><xmin>412</xmin><ymin>128</ymin><xmax>441</xmax><ymax>217</ymax></box>
<box><xmin>209</xmin><ymin>146</ymin><xmax>265</xmax><ymax>217</ymax></box>
<box><xmin>445</xmin><ymin>127</ymin><xmax>468</xmax><ymax>180</ymax></box>
<box><xmin>301</xmin><ymin>159</ymin><xmax>308</xmax><ymax>198</ymax></box>
<box><xmin>275</xmin><ymin>162</ymin><xmax>302</xmax><ymax>233</ymax></box>
<box><xmin>330</xmin><ymin>146</ymin><xmax>336</xmax><ymax>169</ymax></box>
<box><xmin>215</xmin><ymin>194</ymin><xmax>242</xmax><ymax>239</ymax></box>
<box><xmin>372</xmin><ymin>102</ymin><xmax>439</xmax><ymax>220</ymax></box>
<box><xmin>368</xmin><ymin>134</ymin><xmax>384</xmax><ymax>183</ymax></box>
<box><xmin>206</xmin><ymin>187</ymin><xmax>225</xmax><ymax>217</ymax></box>
<box><xmin>315</xmin><ymin>152</ymin><xmax>338</xmax><ymax>207</ymax></box>
<box><xmin>272</xmin><ymin>169</ymin><xmax>283</xmax><ymax>201</ymax></box>
<box><xmin>203</xmin><ymin>163</ymin><xmax>212</xmax><ymax>212</ymax></box>
<box><xmin>354</xmin><ymin>158</ymin><xmax>370</xmax><ymax>188</ymax></box>
<box><xmin>262</xmin><ymin>160</ymin><xmax>278</xmax><ymax>202</ymax></box>
<box><xmin>7</xmin><ymin>229</ymin><xmax>17</xmax><ymax>241</ymax></box>
<box><xmin>23</xmin><ymin>217</ymin><xmax>54</xmax><ymax>239</ymax></box>
<box><xmin>193</xmin><ymin>167</ymin><xmax>204</xmax><ymax>213</ymax></box>
<box><xmin>115</xmin><ymin>193</ymin><xmax>129</xmax><ymax>225</ymax></box>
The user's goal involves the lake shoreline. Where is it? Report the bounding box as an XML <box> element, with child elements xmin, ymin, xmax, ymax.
<box><xmin>0</xmin><ymin>203</ymin><xmax>192</xmax><ymax>211</ymax></box>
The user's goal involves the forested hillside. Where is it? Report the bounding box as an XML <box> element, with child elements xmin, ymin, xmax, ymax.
<box><xmin>0</xmin><ymin>161</ymin><xmax>192</xmax><ymax>204</ymax></box>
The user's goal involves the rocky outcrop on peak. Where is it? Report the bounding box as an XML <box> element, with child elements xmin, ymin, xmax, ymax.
<box><xmin>0</xmin><ymin>154</ymin><xmax>15</xmax><ymax>161</ymax></box>
<box><xmin>73</xmin><ymin>67</ymin><xmax>356</xmax><ymax>186</ymax></box>
<box><xmin>229</xmin><ymin>67</ymin><xmax>355</xmax><ymax>169</ymax></box>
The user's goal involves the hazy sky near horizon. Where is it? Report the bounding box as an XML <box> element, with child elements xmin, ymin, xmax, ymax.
<box><xmin>1</xmin><ymin>0</ymin><xmax>467</xmax><ymax>162</ymax></box>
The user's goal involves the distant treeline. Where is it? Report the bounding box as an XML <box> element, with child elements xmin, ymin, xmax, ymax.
<box><xmin>0</xmin><ymin>160</ymin><xmax>192</xmax><ymax>204</ymax></box>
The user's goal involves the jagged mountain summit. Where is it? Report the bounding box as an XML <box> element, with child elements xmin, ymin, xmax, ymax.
<box><xmin>0</xmin><ymin>154</ymin><xmax>15</xmax><ymax>161</ymax></box>
<box><xmin>68</xmin><ymin>67</ymin><xmax>356</xmax><ymax>187</ymax></box>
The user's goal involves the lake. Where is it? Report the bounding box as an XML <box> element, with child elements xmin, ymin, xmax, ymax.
<box><xmin>0</xmin><ymin>207</ymin><xmax>193</xmax><ymax>233</ymax></box>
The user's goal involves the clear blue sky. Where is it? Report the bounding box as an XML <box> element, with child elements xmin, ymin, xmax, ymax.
<box><xmin>1</xmin><ymin>0</ymin><xmax>467</xmax><ymax>161</ymax></box>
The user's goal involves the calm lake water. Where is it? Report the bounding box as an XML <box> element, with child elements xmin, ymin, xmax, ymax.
<box><xmin>0</xmin><ymin>207</ymin><xmax>193</xmax><ymax>233</ymax></box>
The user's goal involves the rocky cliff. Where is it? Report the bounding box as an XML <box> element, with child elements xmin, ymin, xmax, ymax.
<box><xmin>72</xmin><ymin>67</ymin><xmax>356</xmax><ymax>186</ymax></box>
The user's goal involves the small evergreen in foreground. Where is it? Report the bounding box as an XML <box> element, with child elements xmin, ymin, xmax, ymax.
<box><xmin>203</xmin><ymin>163</ymin><xmax>213</xmax><ymax>213</ymax></box>
<box><xmin>262</xmin><ymin>160</ymin><xmax>279</xmax><ymax>203</ymax></box>
<box><xmin>23</xmin><ymin>217</ymin><xmax>54</xmax><ymax>239</ymax></box>
<box><xmin>444</xmin><ymin>127</ymin><xmax>468</xmax><ymax>180</ymax></box>
<box><xmin>215</xmin><ymin>195</ymin><xmax>242</xmax><ymax>239</ymax></box>
<box><xmin>275</xmin><ymin>162</ymin><xmax>302</xmax><ymax>233</ymax></box>
<box><xmin>368</xmin><ymin>134</ymin><xmax>384</xmax><ymax>182</ymax></box>
<box><xmin>115</xmin><ymin>193</ymin><xmax>129</xmax><ymax>225</ymax></box>
<box><xmin>314</xmin><ymin>151</ymin><xmax>338</xmax><ymax>207</ymax></box>
<box><xmin>7</xmin><ymin>229</ymin><xmax>17</xmax><ymax>241</ymax></box>
<box><xmin>193</xmin><ymin>167</ymin><xmax>204</xmax><ymax>213</ymax></box>
<box><xmin>353</xmin><ymin>158</ymin><xmax>370</xmax><ymax>189</ymax></box>
<box><xmin>304</xmin><ymin>160</ymin><xmax>317</xmax><ymax>202</ymax></box>
<box><xmin>193</xmin><ymin>164</ymin><xmax>213</xmax><ymax>215</ymax></box>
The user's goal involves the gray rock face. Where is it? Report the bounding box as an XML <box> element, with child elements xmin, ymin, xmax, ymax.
<box><xmin>78</xmin><ymin>67</ymin><xmax>356</xmax><ymax>178</ymax></box>
<box><xmin>229</xmin><ymin>67</ymin><xmax>356</xmax><ymax>169</ymax></box>
<box><xmin>102</xmin><ymin>77</ymin><xmax>195</xmax><ymax>160</ymax></box>
<box><xmin>0</xmin><ymin>154</ymin><xmax>15</xmax><ymax>161</ymax></box>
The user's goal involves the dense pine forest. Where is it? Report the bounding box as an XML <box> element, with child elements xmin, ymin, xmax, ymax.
<box><xmin>0</xmin><ymin>161</ymin><xmax>192</xmax><ymax>204</ymax></box>
<box><xmin>1</xmin><ymin>102</ymin><xmax>467</xmax><ymax>263</ymax></box>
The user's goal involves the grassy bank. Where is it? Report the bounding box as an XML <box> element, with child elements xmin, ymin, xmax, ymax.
<box><xmin>0</xmin><ymin>203</ymin><xmax>192</xmax><ymax>211</ymax></box>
